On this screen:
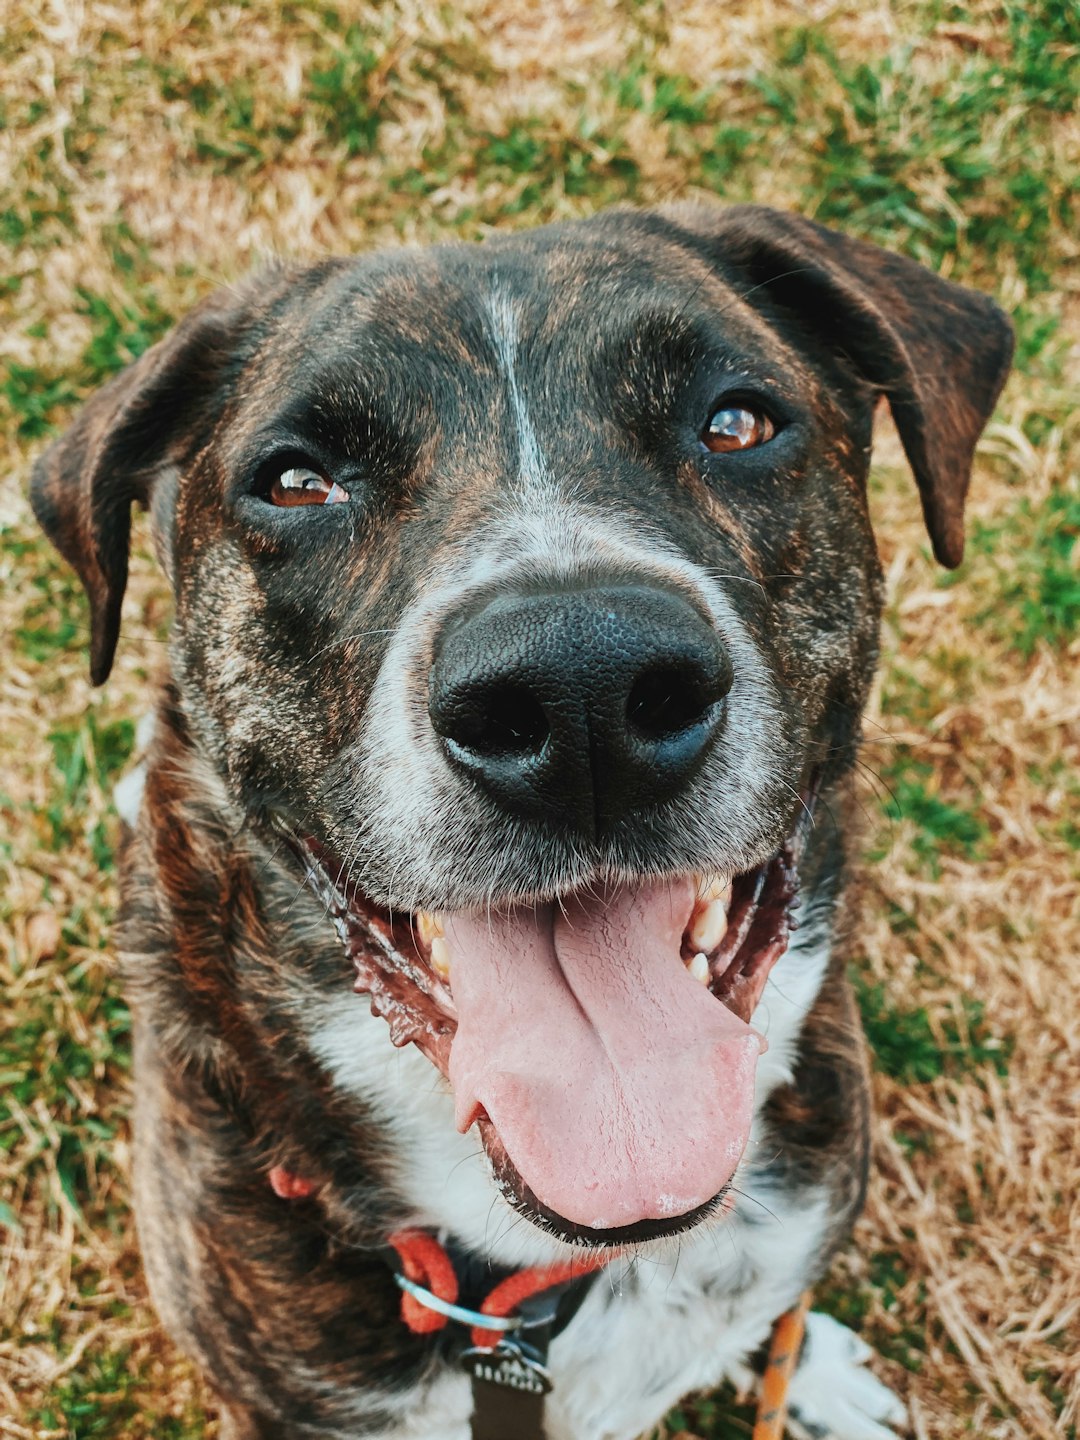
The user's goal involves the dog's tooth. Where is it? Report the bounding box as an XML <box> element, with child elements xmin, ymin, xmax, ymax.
<box><xmin>430</xmin><ymin>936</ymin><xmax>451</xmax><ymax>981</ymax></box>
<box><xmin>687</xmin><ymin>951</ymin><xmax>710</xmax><ymax>985</ymax></box>
<box><xmin>416</xmin><ymin>910</ymin><xmax>444</xmax><ymax>946</ymax></box>
<box><xmin>689</xmin><ymin>898</ymin><xmax>728</xmax><ymax>954</ymax></box>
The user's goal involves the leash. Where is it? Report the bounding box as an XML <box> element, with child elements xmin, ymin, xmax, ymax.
<box><xmin>752</xmin><ymin>1289</ymin><xmax>811</xmax><ymax>1440</ymax></box>
<box><xmin>269</xmin><ymin>1173</ymin><xmax>810</xmax><ymax>1439</ymax></box>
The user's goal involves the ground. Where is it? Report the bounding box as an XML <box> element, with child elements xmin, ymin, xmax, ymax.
<box><xmin>0</xmin><ymin>2</ymin><xmax>1077</xmax><ymax>1437</ymax></box>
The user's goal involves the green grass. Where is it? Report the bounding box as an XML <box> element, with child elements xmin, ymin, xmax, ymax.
<box><xmin>818</xmin><ymin>1251</ymin><xmax>928</xmax><ymax>1373</ymax></box>
<box><xmin>655</xmin><ymin>1385</ymin><xmax>758</xmax><ymax>1440</ymax></box>
<box><xmin>2</xmin><ymin>362</ymin><xmax>81</xmax><ymax>440</ymax></box>
<box><xmin>31</xmin><ymin>1343</ymin><xmax>206</xmax><ymax>1440</ymax></box>
<box><xmin>967</xmin><ymin>486</ymin><xmax>1080</xmax><ymax>657</ymax></box>
<box><xmin>75</xmin><ymin>288</ymin><xmax>174</xmax><ymax>386</ymax></box>
<box><xmin>475</xmin><ymin>117</ymin><xmax>642</xmax><ymax>213</ymax></box>
<box><xmin>45</xmin><ymin>712</ymin><xmax>136</xmax><ymax>867</ymax></box>
<box><xmin>853</xmin><ymin>974</ymin><xmax>1012</xmax><ymax>1085</ymax></box>
<box><xmin>744</xmin><ymin>2</ymin><xmax>1079</xmax><ymax>288</ymax></box>
<box><xmin>1029</xmin><ymin>759</ymin><xmax>1080</xmax><ymax>851</ymax></box>
<box><xmin>610</xmin><ymin>65</ymin><xmax>713</xmax><ymax>127</ymax></box>
<box><xmin>873</xmin><ymin>752</ymin><xmax>989</xmax><ymax>876</ymax></box>
<box><xmin>11</xmin><ymin>541</ymin><xmax>89</xmax><ymax>663</ymax></box>
<box><xmin>156</xmin><ymin>59</ymin><xmax>304</xmax><ymax>171</ymax></box>
<box><xmin>307</xmin><ymin>22</ymin><xmax>387</xmax><ymax>156</ymax></box>
<box><xmin>0</xmin><ymin>955</ymin><xmax>130</xmax><ymax>1221</ymax></box>
<box><xmin>2</xmin><ymin>288</ymin><xmax>174</xmax><ymax>440</ymax></box>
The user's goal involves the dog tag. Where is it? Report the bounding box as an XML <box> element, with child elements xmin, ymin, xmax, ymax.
<box><xmin>460</xmin><ymin>1338</ymin><xmax>553</xmax><ymax>1394</ymax></box>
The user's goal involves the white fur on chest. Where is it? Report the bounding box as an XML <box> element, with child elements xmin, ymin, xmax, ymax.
<box><xmin>544</xmin><ymin>1191</ymin><xmax>832</xmax><ymax>1440</ymax></box>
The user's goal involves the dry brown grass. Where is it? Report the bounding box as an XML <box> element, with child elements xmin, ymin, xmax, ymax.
<box><xmin>839</xmin><ymin>418</ymin><xmax>1080</xmax><ymax>1440</ymax></box>
<box><xmin>1</xmin><ymin>2</ymin><xmax>1077</xmax><ymax>1437</ymax></box>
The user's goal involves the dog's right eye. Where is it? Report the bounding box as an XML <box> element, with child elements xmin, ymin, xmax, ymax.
<box><xmin>263</xmin><ymin>465</ymin><xmax>350</xmax><ymax>508</ymax></box>
<box><xmin>701</xmin><ymin>404</ymin><xmax>776</xmax><ymax>454</ymax></box>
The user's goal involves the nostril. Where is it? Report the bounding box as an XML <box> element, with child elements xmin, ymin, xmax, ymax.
<box><xmin>626</xmin><ymin>663</ymin><xmax>725</xmax><ymax>743</ymax></box>
<box><xmin>442</xmin><ymin>683</ymin><xmax>549</xmax><ymax>759</ymax></box>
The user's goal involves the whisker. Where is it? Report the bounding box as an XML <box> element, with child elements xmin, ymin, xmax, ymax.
<box><xmin>304</xmin><ymin>628</ymin><xmax>396</xmax><ymax>664</ymax></box>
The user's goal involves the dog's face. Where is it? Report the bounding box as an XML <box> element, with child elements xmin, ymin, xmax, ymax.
<box><xmin>32</xmin><ymin>205</ymin><xmax>1011</xmax><ymax>1243</ymax></box>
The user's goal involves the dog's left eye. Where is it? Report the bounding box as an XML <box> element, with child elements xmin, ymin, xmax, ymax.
<box><xmin>266</xmin><ymin>466</ymin><xmax>350</xmax><ymax>508</ymax></box>
<box><xmin>701</xmin><ymin>404</ymin><xmax>776</xmax><ymax>454</ymax></box>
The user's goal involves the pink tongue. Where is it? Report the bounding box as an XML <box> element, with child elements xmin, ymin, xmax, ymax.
<box><xmin>446</xmin><ymin>879</ymin><xmax>762</xmax><ymax>1231</ymax></box>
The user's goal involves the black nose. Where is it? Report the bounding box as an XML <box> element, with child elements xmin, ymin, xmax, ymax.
<box><xmin>428</xmin><ymin>586</ymin><xmax>733</xmax><ymax>832</ymax></box>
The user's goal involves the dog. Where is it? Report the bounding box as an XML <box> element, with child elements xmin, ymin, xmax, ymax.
<box><xmin>31</xmin><ymin>203</ymin><xmax>1012</xmax><ymax>1440</ymax></box>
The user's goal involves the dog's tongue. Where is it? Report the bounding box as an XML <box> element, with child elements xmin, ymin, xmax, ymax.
<box><xmin>446</xmin><ymin>878</ymin><xmax>762</xmax><ymax>1231</ymax></box>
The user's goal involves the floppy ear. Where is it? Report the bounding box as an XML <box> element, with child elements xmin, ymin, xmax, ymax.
<box><xmin>30</xmin><ymin>282</ymin><xmax>264</xmax><ymax>684</ymax></box>
<box><xmin>663</xmin><ymin>203</ymin><xmax>1014</xmax><ymax>567</ymax></box>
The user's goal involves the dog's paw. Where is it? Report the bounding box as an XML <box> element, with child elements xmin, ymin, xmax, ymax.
<box><xmin>785</xmin><ymin>1311</ymin><xmax>908</xmax><ymax>1440</ymax></box>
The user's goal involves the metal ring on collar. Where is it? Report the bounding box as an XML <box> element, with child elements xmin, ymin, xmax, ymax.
<box><xmin>394</xmin><ymin>1273</ymin><xmax>524</xmax><ymax>1332</ymax></box>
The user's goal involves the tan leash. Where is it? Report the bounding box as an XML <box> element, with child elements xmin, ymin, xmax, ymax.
<box><xmin>752</xmin><ymin>1290</ymin><xmax>812</xmax><ymax>1440</ymax></box>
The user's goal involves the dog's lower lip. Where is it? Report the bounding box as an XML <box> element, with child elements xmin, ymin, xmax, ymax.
<box><xmin>478</xmin><ymin>1112</ymin><xmax>732</xmax><ymax>1248</ymax></box>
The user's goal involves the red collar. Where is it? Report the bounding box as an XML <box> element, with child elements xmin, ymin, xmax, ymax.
<box><xmin>387</xmin><ymin>1226</ymin><xmax>607</xmax><ymax>1350</ymax></box>
<box><xmin>267</xmin><ymin>1167</ymin><xmax>605</xmax><ymax>1348</ymax></box>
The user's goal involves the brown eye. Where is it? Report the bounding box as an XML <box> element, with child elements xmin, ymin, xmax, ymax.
<box><xmin>701</xmin><ymin>405</ymin><xmax>775</xmax><ymax>454</ymax></box>
<box><xmin>268</xmin><ymin>466</ymin><xmax>350</xmax><ymax>507</ymax></box>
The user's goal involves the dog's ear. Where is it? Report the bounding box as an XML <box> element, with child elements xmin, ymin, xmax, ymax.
<box><xmin>665</xmin><ymin>204</ymin><xmax>1014</xmax><ymax>567</ymax></box>
<box><xmin>30</xmin><ymin>282</ymin><xmax>263</xmax><ymax>684</ymax></box>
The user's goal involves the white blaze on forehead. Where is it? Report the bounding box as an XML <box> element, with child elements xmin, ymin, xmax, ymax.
<box><xmin>486</xmin><ymin>289</ymin><xmax>548</xmax><ymax>494</ymax></box>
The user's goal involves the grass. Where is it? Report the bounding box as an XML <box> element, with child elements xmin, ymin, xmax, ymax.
<box><xmin>1</xmin><ymin>1</ymin><xmax>1077</xmax><ymax>1437</ymax></box>
<box><xmin>307</xmin><ymin>23</ymin><xmax>388</xmax><ymax>156</ymax></box>
<box><xmin>853</xmin><ymin>976</ymin><xmax>1011</xmax><ymax>1085</ymax></box>
<box><xmin>967</xmin><ymin>486</ymin><xmax>1080</xmax><ymax>657</ymax></box>
<box><xmin>1</xmin><ymin>288</ymin><xmax>174</xmax><ymax>443</ymax></box>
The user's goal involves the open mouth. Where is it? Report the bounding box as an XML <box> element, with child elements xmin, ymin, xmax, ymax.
<box><xmin>292</xmin><ymin>798</ymin><xmax>810</xmax><ymax>1247</ymax></box>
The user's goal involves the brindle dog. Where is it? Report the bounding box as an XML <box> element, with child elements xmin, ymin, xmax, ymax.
<box><xmin>32</xmin><ymin>205</ymin><xmax>1012</xmax><ymax>1440</ymax></box>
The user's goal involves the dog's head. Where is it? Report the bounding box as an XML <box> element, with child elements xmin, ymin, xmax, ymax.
<box><xmin>32</xmin><ymin>205</ymin><xmax>1011</xmax><ymax>1243</ymax></box>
